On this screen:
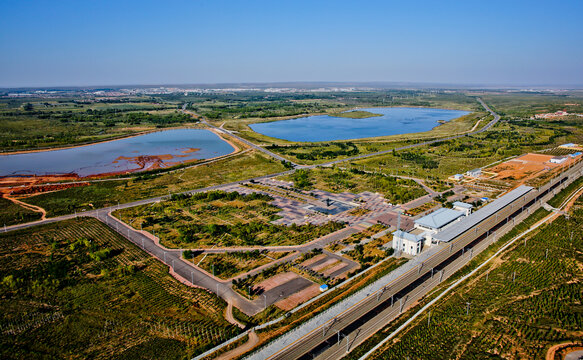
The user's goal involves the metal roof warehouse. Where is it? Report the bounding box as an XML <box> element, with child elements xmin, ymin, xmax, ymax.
<box><xmin>414</xmin><ymin>208</ymin><xmax>465</xmax><ymax>231</ymax></box>
<box><xmin>433</xmin><ymin>185</ymin><xmax>533</xmax><ymax>243</ymax></box>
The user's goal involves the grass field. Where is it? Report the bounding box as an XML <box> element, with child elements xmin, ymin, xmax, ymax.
<box><xmin>0</xmin><ymin>197</ymin><xmax>41</xmax><ymax>226</ymax></box>
<box><xmin>0</xmin><ymin>218</ymin><xmax>238</xmax><ymax>359</ymax></box>
<box><xmin>280</xmin><ymin>167</ymin><xmax>427</xmax><ymax>204</ymax></box>
<box><xmin>23</xmin><ymin>150</ymin><xmax>287</xmax><ymax>217</ymax></box>
<box><xmin>115</xmin><ymin>190</ymin><xmax>345</xmax><ymax>248</ymax></box>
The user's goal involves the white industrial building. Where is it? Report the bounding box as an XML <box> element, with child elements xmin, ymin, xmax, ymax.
<box><xmin>392</xmin><ymin>202</ymin><xmax>474</xmax><ymax>256</ymax></box>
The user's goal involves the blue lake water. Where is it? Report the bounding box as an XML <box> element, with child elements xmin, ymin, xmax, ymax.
<box><xmin>0</xmin><ymin>129</ymin><xmax>235</xmax><ymax>177</ymax></box>
<box><xmin>249</xmin><ymin>107</ymin><xmax>470</xmax><ymax>142</ymax></box>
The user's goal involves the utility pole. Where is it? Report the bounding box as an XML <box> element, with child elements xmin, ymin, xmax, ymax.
<box><xmin>263</xmin><ymin>294</ymin><xmax>267</xmax><ymax>309</ymax></box>
<box><xmin>466</xmin><ymin>302</ymin><xmax>471</xmax><ymax>315</ymax></box>
<box><xmin>427</xmin><ymin>311</ymin><xmax>431</xmax><ymax>327</ymax></box>
<box><xmin>346</xmin><ymin>334</ymin><xmax>350</xmax><ymax>353</ymax></box>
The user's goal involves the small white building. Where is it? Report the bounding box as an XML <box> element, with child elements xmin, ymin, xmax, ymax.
<box><xmin>550</xmin><ymin>156</ymin><xmax>568</xmax><ymax>164</ymax></box>
<box><xmin>392</xmin><ymin>230</ymin><xmax>424</xmax><ymax>256</ymax></box>
<box><xmin>452</xmin><ymin>201</ymin><xmax>474</xmax><ymax>216</ymax></box>
<box><xmin>452</xmin><ymin>174</ymin><xmax>464</xmax><ymax>181</ymax></box>
<box><xmin>466</xmin><ymin>168</ymin><xmax>482</xmax><ymax>177</ymax></box>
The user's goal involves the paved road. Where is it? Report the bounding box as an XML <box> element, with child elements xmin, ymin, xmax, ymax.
<box><xmin>3</xmin><ymin>98</ymin><xmax>500</xmax><ymax>314</ymax></box>
<box><xmin>184</xmin><ymin>108</ymin><xmax>297</xmax><ymax>166</ymax></box>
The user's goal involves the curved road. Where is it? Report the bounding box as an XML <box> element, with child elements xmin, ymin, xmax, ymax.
<box><xmin>3</xmin><ymin>98</ymin><xmax>500</xmax><ymax>315</ymax></box>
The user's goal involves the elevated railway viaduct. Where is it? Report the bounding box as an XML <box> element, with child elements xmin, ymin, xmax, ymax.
<box><xmin>253</xmin><ymin>160</ymin><xmax>583</xmax><ymax>360</ymax></box>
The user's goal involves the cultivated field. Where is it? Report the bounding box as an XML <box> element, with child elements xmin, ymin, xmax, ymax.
<box><xmin>0</xmin><ymin>218</ymin><xmax>238</xmax><ymax>359</ymax></box>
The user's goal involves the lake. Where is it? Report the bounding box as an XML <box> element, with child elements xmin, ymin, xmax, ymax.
<box><xmin>249</xmin><ymin>107</ymin><xmax>470</xmax><ymax>142</ymax></box>
<box><xmin>0</xmin><ymin>129</ymin><xmax>235</xmax><ymax>177</ymax></box>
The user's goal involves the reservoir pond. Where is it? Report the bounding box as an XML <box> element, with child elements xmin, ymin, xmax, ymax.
<box><xmin>0</xmin><ymin>129</ymin><xmax>235</xmax><ymax>177</ymax></box>
<box><xmin>249</xmin><ymin>107</ymin><xmax>470</xmax><ymax>142</ymax></box>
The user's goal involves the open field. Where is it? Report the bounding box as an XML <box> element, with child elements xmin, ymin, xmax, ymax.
<box><xmin>116</xmin><ymin>190</ymin><xmax>345</xmax><ymax>248</ymax></box>
<box><xmin>353</xmin><ymin>199</ymin><xmax>583</xmax><ymax>360</ymax></box>
<box><xmin>480</xmin><ymin>92</ymin><xmax>583</xmax><ymax>118</ymax></box>
<box><xmin>0</xmin><ymin>218</ymin><xmax>238</xmax><ymax>359</ymax></box>
<box><xmin>280</xmin><ymin>167</ymin><xmax>426</xmax><ymax>204</ymax></box>
<box><xmin>21</xmin><ymin>150</ymin><xmax>286</xmax><ymax>217</ymax></box>
<box><xmin>483</xmin><ymin>152</ymin><xmax>578</xmax><ymax>187</ymax></box>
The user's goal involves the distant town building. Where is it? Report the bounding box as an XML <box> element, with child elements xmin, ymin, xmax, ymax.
<box><xmin>533</xmin><ymin>111</ymin><xmax>569</xmax><ymax>119</ymax></box>
<box><xmin>452</xmin><ymin>174</ymin><xmax>464</xmax><ymax>181</ymax></box>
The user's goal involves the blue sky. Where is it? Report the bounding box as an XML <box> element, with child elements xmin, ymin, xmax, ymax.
<box><xmin>1</xmin><ymin>0</ymin><xmax>582</xmax><ymax>87</ymax></box>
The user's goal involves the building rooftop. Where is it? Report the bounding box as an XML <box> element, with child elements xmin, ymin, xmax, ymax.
<box><xmin>415</xmin><ymin>208</ymin><xmax>465</xmax><ymax>230</ymax></box>
<box><xmin>452</xmin><ymin>201</ymin><xmax>474</xmax><ymax>209</ymax></box>
<box><xmin>393</xmin><ymin>230</ymin><xmax>424</xmax><ymax>243</ymax></box>
<box><xmin>433</xmin><ymin>185</ymin><xmax>534</xmax><ymax>243</ymax></box>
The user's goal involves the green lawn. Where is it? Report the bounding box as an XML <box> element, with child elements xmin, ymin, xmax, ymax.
<box><xmin>0</xmin><ymin>218</ymin><xmax>238</xmax><ymax>359</ymax></box>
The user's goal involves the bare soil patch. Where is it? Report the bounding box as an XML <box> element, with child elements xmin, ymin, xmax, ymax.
<box><xmin>275</xmin><ymin>284</ymin><xmax>321</xmax><ymax>311</ymax></box>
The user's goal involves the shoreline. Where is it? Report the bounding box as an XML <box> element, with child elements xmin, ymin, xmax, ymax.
<box><xmin>0</xmin><ymin>125</ymin><xmax>243</xmax><ymax>184</ymax></box>
<box><xmin>0</xmin><ymin>125</ymin><xmax>202</xmax><ymax>156</ymax></box>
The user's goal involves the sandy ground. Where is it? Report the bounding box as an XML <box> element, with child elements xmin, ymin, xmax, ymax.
<box><xmin>255</xmin><ymin>272</ymin><xmax>300</xmax><ymax>292</ymax></box>
<box><xmin>486</xmin><ymin>153</ymin><xmax>568</xmax><ymax>183</ymax></box>
<box><xmin>275</xmin><ymin>284</ymin><xmax>321</xmax><ymax>311</ymax></box>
